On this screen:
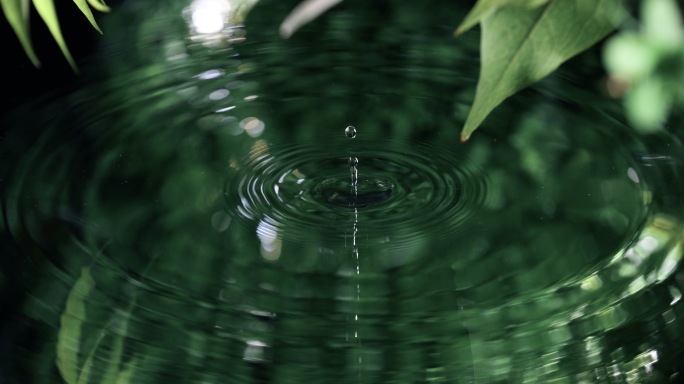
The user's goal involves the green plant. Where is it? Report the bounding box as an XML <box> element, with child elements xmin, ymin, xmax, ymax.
<box><xmin>2</xmin><ymin>0</ymin><xmax>683</xmax><ymax>134</ymax></box>
<box><xmin>279</xmin><ymin>0</ymin><xmax>684</xmax><ymax>139</ymax></box>
<box><xmin>1</xmin><ymin>0</ymin><xmax>109</xmax><ymax>69</ymax></box>
<box><xmin>603</xmin><ymin>0</ymin><xmax>684</xmax><ymax>132</ymax></box>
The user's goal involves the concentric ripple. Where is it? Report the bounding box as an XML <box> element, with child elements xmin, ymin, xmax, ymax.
<box><xmin>225</xmin><ymin>136</ymin><xmax>485</xmax><ymax>246</ymax></box>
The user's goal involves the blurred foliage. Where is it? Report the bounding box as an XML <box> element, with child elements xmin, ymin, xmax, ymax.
<box><xmin>603</xmin><ymin>0</ymin><xmax>684</xmax><ymax>133</ymax></box>
<box><xmin>456</xmin><ymin>0</ymin><xmax>624</xmax><ymax>140</ymax></box>
<box><xmin>3</xmin><ymin>0</ymin><xmax>683</xmax><ymax>137</ymax></box>
<box><xmin>57</xmin><ymin>266</ymin><xmax>140</xmax><ymax>384</ymax></box>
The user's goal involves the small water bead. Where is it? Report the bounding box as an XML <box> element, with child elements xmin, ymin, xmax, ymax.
<box><xmin>345</xmin><ymin>126</ymin><xmax>357</xmax><ymax>139</ymax></box>
<box><xmin>348</xmin><ymin>157</ymin><xmax>359</xmax><ymax>166</ymax></box>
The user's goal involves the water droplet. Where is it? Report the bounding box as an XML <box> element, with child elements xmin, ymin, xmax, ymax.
<box><xmin>348</xmin><ymin>156</ymin><xmax>358</xmax><ymax>166</ymax></box>
<box><xmin>345</xmin><ymin>126</ymin><xmax>357</xmax><ymax>139</ymax></box>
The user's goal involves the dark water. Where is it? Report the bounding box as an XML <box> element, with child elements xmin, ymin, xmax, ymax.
<box><xmin>2</xmin><ymin>0</ymin><xmax>684</xmax><ymax>383</ymax></box>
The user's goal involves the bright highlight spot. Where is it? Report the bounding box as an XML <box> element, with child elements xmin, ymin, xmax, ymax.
<box><xmin>209</xmin><ymin>89</ymin><xmax>230</xmax><ymax>100</ymax></box>
<box><xmin>241</xmin><ymin>117</ymin><xmax>266</xmax><ymax>137</ymax></box>
<box><xmin>627</xmin><ymin>167</ymin><xmax>640</xmax><ymax>183</ymax></box>
<box><xmin>191</xmin><ymin>0</ymin><xmax>231</xmax><ymax>34</ymax></box>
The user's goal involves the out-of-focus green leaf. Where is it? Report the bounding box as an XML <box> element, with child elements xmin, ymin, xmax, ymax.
<box><xmin>101</xmin><ymin>306</ymin><xmax>133</xmax><ymax>384</ymax></box>
<box><xmin>77</xmin><ymin>330</ymin><xmax>106</xmax><ymax>384</ymax></box>
<box><xmin>625</xmin><ymin>79</ymin><xmax>671</xmax><ymax>132</ymax></box>
<box><xmin>32</xmin><ymin>0</ymin><xmax>77</xmax><ymax>70</ymax></box>
<box><xmin>460</xmin><ymin>0</ymin><xmax>623</xmax><ymax>141</ymax></box>
<box><xmin>57</xmin><ymin>264</ymin><xmax>139</xmax><ymax>384</ymax></box>
<box><xmin>602</xmin><ymin>0</ymin><xmax>684</xmax><ymax>133</ymax></box>
<box><xmin>87</xmin><ymin>0</ymin><xmax>109</xmax><ymax>12</ymax></box>
<box><xmin>603</xmin><ymin>32</ymin><xmax>659</xmax><ymax>81</ymax></box>
<box><xmin>279</xmin><ymin>0</ymin><xmax>344</xmax><ymax>38</ymax></box>
<box><xmin>642</xmin><ymin>0</ymin><xmax>684</xmax><ymax>48</ymax></box>
<box><xmin>57</xmin><ymin>267</ymin><xmax>95</xmax><ymax>384</ymax></box>
<box><xmin>1</xmin><ymin>0</ymin><xmax>40</xmax><ymax>66</ymax></box>
<box><xmin>115</xmin><ymin>358</ymin><xmax>140</xmax><ymax>384</ymax></box>
<box><xmin>72</xmin><ymin>0</ymin><xmax>105</xmax><ymax>33</ymax></box>
<box><xmin>455</xmin><ymin>0</ymin><xmax>548</xmax><ymax>36</ymax></box>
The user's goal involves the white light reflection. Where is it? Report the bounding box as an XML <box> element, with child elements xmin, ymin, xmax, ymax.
<box><xmin>669</xmin><ymin>286</ymin><xmax>682</xmax><ymax>305</ymax></box>
<box><xmin>215</xmin><ymin>106</ymin><xmax>236</xmax><ymax>113</ymax></box>
<box><xmin>240</xmin><ymin>117</ymin><xmax>265</xmax><ymax>137</ymax></box>
<box><xmin>580</xmin><ymin>274</ymin><xmax>603</xmax><ymax>291</ymax></box>
<box><xmin>635</xmin><ymin>349</ymin><xmax>659</xmax><ymax>373</ymax></box>
<box><xmin>211</xmin><ymin>211</ymin><xmax>232</xmax><ymax>232</ymax></box>
<box><xmin>257</xmin><ymin>219</ymin><xmax>281</xmax><ymax>261</ymax></box>
<box><xmin>191</xmin><ymin>0</ymin><xmax>231</xmax><ymax>34</ymax></box>
<box><xmin>243</xmin><ymin>340</ymin><xmax>269</xmax><ymax>362</ymax></box>
<box><xmin>195</xmin><ymin>69</ymin><xmax>224</xmax><ymax>80</ymax></box>
<box><xmin>209</xmin><ymin>89</ymin><xmax>230</xmax><ymax>100</ymax></box>
<box><xmin>627</xmin><ymin>167</ymin><xmax>640</xmax><ymax>183</ymax></box>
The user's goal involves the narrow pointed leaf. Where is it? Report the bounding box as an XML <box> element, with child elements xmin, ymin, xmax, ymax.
<box><xmin>57</xmin><ymin>267</ymin><xmax>95</xmax><ymax>384</ymax></box>
<box><xmin>461</xmin><ymin>0</ymin><xmax>623</xmax><ymax>141</ymax></box>
<box><xmin>72</xmin><ymin>0</ymin><xmax>103</xmax><ymax>33</ymax></box>
<box><xmin>87</xmin><ymin>0</ymin><xmax>109</xmax><ymax>12</ymax></box>
<box><xmin>1</xmin><ymin>0</ymin><xmax>40</xmax><ymax>66</ymax></box>
<box><xmin>279</xmin><ymin>0</ymin><xmax>343</xmax><ymax>38</ymax></box>
<box><xmin>32</xmin><ymin>0</ymin><xmax>77</xmax><ymax>70</ymax></box>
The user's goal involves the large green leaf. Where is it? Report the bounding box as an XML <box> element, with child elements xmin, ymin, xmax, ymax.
<box><xmin>460</xmin><ymin>0</ymin><xmax>624</xmax><ymax>141</ymax></box>
<box><xmin>456</xmin><ymin>0</ymin><xmax>549</xmax><ymax>36</ymax></box>
<box><xmin>1</xmin><ymin>0</ymin><xmax>40</xmax><ymax>66</ymax></box>
<box><xmin>32</xmin><ymin>0</ymin><xmax>77</xmax><ymax>70</ymax></box>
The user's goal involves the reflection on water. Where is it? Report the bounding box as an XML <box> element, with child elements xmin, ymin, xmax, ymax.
<box><xmin>1</xmin><ymin>0</ymin><xmax>684</xmax><ymax>383</ymax></box>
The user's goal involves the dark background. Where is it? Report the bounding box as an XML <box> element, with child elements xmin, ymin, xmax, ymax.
<box><xmin>0</xmin><ymin>1</ymin><xmax>123</xmax><ymax>119</ymax></box>
<box><xmin>1</xmin><ymin>4</ymin><xmax>121</xmax><ymax>383</ymax></box>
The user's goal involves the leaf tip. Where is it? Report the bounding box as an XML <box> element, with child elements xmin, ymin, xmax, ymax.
<box><xmin>460</xmin><ymin>134</ymin><xmax>470</xmax><ymax>143</ymax></box>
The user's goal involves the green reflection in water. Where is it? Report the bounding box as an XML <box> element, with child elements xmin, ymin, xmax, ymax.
<box><xmin>1</xmin><ymin>0</ymin><xmax>684</xmax><ymax>383</ymax></box>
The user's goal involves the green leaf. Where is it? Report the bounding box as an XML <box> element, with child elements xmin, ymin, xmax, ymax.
<box><xmin>456</xmin><ymin>0</ymin><xmax>549</xmax><ymax>36</ymax></box>
<box><xmin>460</xmin><ymin>0</ymin><xmax>624</xmax><ymax>141</ymax></box>
<box><xmin>56</xmin><ymin>267</ymin><xmax>95</xmax><ymax>384</ymax></box>
<box><xmin>32</xmin><ymin>0</ymin><xmax>77</xmax><ymax>71</ymax></box>
<box><xmin>72</xmin><ymin>0</ymin><xmax>104</xmax><ymax>33</ymax></box>
<box><xmin>603</xmin><ymin>32</ymin><xmax>658</xmax><ymax>81</ymax></box>
<box><xmin>642</xmin><ymin>0</ymin><xmax>684</xmax><ymax>48</ymax></box>
<box><xmin>625</xmin><ymin>78</ymin><xmax>670</xmax><ymax>132</ymax></box>
<box><xmin>279</xmin><ymin>0</ymin><xmax>344</xmax><ymax>38</ymax></box>
<box><xmin>101</xmin><ymin>308</ymin><xmax>133</xmax><ymax>384</ymax></box>
<box><xmin>87</xmin><ymin>0</ymin><xmax>109</xmax><ymax>12</ymax></box>
<box><xmin>1</xmin><ymin>0</ymin><xmax>40</xmax><ymax>66</ymax></box>
<box><xmin>77</xmin><ymin>330</ymin><xmax>107</xmax><ymax>384</ymax></box>
<box><xmin>115</xmin><ymin>358</ymin><xmax>140</xmax><ymax>384</ymax></box>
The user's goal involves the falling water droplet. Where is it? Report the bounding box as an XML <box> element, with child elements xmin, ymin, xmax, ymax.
<box><xmin>345</xmin><ymin>126</ymin><xmax>357</xmax><ymax>139</ymax></box>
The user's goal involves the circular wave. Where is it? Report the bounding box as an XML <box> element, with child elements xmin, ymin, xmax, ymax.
<box><xmin>224</xmin><ymin>136</ymin><xmax>486</xmax><ymax>247</ymax></box>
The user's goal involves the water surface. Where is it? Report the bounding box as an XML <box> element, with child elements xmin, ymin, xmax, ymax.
<box><xmin>1</xmin><ymin>0</ymin><xmax>684</xmax><ymax>383</ymax></box>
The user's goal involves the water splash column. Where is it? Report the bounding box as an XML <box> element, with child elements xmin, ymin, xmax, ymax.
<box><xmin>346</xmin><ymin>125</ymin><xmax>364</xmax><ymax>379</ymax></box>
